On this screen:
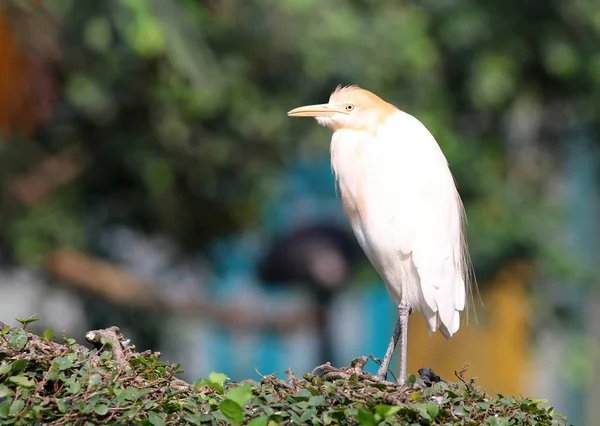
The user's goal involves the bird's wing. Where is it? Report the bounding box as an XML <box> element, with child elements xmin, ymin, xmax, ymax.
<box><xmin>378</xmin><ymin>112</ymin><xmax>468</xmax><ymax>337</ymax></box>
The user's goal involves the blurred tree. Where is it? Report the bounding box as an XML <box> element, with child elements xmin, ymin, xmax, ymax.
<box><xmin>0</xmin><ymin>0</ymin><xmax>597</xmax><ymax>337</ymax></box>
<box><xmin>1</xmin><ymin>0</ymin><xmax>599</xmax><ymax>421</ymax></box>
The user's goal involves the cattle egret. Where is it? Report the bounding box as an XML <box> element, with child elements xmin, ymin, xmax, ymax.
<box><xmin>287</xmin><ymin>85</ymin><xmax>476</xmax><ymax>384</ymax></box>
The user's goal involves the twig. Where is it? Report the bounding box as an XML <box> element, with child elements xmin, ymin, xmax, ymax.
<box><xmin>85</xmin><ymin>326</ymin><xmax>129</xmax><ymax>366</ymax></box>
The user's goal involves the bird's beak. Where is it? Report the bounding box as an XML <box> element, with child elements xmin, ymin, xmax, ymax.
<box><xmin>287</xmin><ymin>103</ymin><xmax>345</xmax><ymax>117</ymax></box>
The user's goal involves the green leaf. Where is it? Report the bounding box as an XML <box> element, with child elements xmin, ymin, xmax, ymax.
<box><xmin>426</xmin><ymin>401</ymin><xmax>440</xmax><ymax>418</ymax></box>
<box><xmin>194</xmin><ymin>378</ymin><xmax>224</xmax><ymax>394</ymax></box>
<box><xmin>116</xmin><ymin>386</ymin><xmax>142</xmax><ymax>402</ymax></box>
<box><xmin>292</xmin><ymin>389</ymin><xmax>313</xmax><ymax>400</ymax></box>
<box><xmin>88</xmin><ymin>373</ymin><xmax>102</xmax><ymax>386</ymax></box>
<box><xmin>433</xmin><ymin>381</ymin><xmax>449</xmax><ymax>392</ymax></box>
<box><xmin>411</xmin><ymin>403</ymin><xmax>431</xmax><ymax>421</ymax></box>
<box><xmin>68</xmin><ymin>381</ymin><xmax>81</xmax><ymax>394</ymax></box>
<box><xmin>57</xmin><ymin>398</ymin><xmax>70</xmax><ymax>413</ymax></box>
<box><xmin>0</xmin><ymin>364</ymin><xmax>11</xmax><ymax>376</ymax></box>
<box><xmin>247</xmin><ymin>416</ymin><xmax>268</xmax><ymax>426</ymax></box>
<box><xmin>208</xmin><ymin>372</ymin><xmax>229</xmax><ymax>386</ymax></box>
<box><xmin>10</xmin><ymin>359</ymin><xmax>27</xmax><ymax>374</ymax></box>
<box><xmin>0</xmin><ymin>385</ymin><xmax>9</xmax><ymax>398</ymax></box>
<box><xmin>9</xmin><ymin>399</ymin><xmax>24</xmax><ymax>416</ymax></box>
<box><xmin>8</xmin><ymin>376</ymin><xmax>34</xmax><ymax>388</ymax></box>
<box><xmin>148</xmin><ymin>411</ymin><xmax>166</xmax><ymax>426</ymax></box>
<box><xmin>355</xmin><ymin>408</ymin><xmax>376</xmax><ymax>426</ymax></box>
<box><xmin>99</xmin><ymin>351</ymin><xmax>113</xmax><ymax>362</ymax></box>
<box><xmin>0</xmin><ymin>400</ymin><xmax>10</xmax><ymax>418</ymax></box>
<box><xmin>8</xmin><ymin>329</ymin><xmax>28</xmax><ymax>351</ymax></box>
<box><xmin>375</xmin><ymin>404</ymin><xmax>402</xmax><ymax>418</ymax></box>
<box><xmin>308</xmin><ymin>395</ymin><xmax>327</xmax><ymax>407</ymax></box>
<box><xmin>219</xmin><ymin>399</ymin><xmax>245</xmax><ymax>425</ymax></box>
<box><xmin>487</xmin><ymin>416</ymin><xmax>509</xmax><ymax>426</ymax></box>
<box><xmin>226</xmin><ymin>383</ymin><xmax>253</xmax><ymax>406</ymax></box>
<box><xmin>43</xmin><ymin>328</ymin><xmax>56</xmax><ymax>341</ymax></box>
<box><xmin>53</xmin><ymin>357</ymin><xmax>74</xmax><ymax>371</ymax></box>
<box><xmin>94</xmin><ymin>404</ymin><xmax>109</xmax><ymax>416</ymax></box>
<box><xmin>299</xmin><ymin>408</ymin><xmax>318</xmax><ymax>422</ymax></box>
<box><xmin>16</xmin><ymin>315</ymin><xmax>40</xmax><ymax>328</ymax></box>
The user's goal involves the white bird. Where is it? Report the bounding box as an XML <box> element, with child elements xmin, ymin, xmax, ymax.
<box><xmin>287</xmin><ymin>85</ymin><xmax>476</xmax><ymax>384</ymax></box>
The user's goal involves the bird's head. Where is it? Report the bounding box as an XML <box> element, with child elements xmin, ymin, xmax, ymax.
<box><xmin>287</xmin><ymin>85</ymin><xmax>398</xmax><ymax>132</ymax></box>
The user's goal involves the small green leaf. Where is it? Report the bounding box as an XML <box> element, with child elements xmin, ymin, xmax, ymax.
<box><xmin>426</xmin><ymin>401</ymin><xmax>439</xmax><ymax>418</ymax></box>
<box><xmin>247</xmin><ymin>416</ymin><xmax>268</xmax><ymax>426</ymax></box>
<box><xmin>433</xmin><ymin>381</ymin><xmax>448</xmax><ymax>392</ymax></box>
<box><xmin>57</xmin><ymin>398</ymin><xmax>70</xmax><ymax>413</ymax></box>
<box><xmin>375</xmin><ymin>404</ymin><xmax>402</xmax><ymax>418</ymax></box>
<box><xmin>16</xmin><ymin>315</ymin><xmax>39</xmax><ymax>328</ymax></box>
<box><xmin>219</xmin><ymin>399</ymin><xmax>244</xmax><ymax>425</ymax></box>
<box><xmin>10</xmin><ymin>359</ymin><xmax>27</xmax><ymax>374</ymax></box>
<box><xmin>226</xmin><ymin>383</ymin><xmax>253</xmax><ymax>406</ymax></box>
<box><xmin>0</xmin><ymin>385</ymin><xmax>9</xmax><ymax>398</ymax></box>
<box><xmin>308</xmin><ymin>395</ymin><xmax>327</xmax><ymax>407</ymax></box>
<box><xmin>208</xmin><ymin>372</ymin><xmax>229</xmax><ymax>386</ymax></box>
<box><xmin>0</xmin><ymin>400</ymin><xmax>10</xmax><ymax>418</ymax></box>
<box><xmin>292</xmin><ymin>389</ymin><xmax>313</xmax><ymax>400</ymax></box>
<box><xmin>8</xmin><ymin>376</ymin><xmax>34</xmax><ymax>388</ymax></box>
<box><xmin>487</xmin><ymin>416</ymin><xmax>509</xmax><ymax>426</ymax></box>
<box><xmin>355</xmin><ymin>408</ymin><xmax>376</xmax><ymax>426</ymax></box>
<box><xmin>9</xmin><ymin>399</ymin><xmax>24</xmax><ymax>416</ymax></box>
<box><xmin>69</xmin><ymin>381</ymin><xmax>81</xmax><ymax>394</ymax></box>
<box><xmin>53</xmin><ymin>357</ymin><xmax>74</xmax><ymax>371</ymax></box>
<box><xmin>148</xmin><ymin>411</ymin><xmax>166</xmax><ymax>426</ymax></box>
<box><xmin>99</xmin><ymin>351</ymin><xmax>113</xmax><ymax>362</ymax></box>
<box><xmin>194</xmin><ymin>378</ymin><xmax>223</xmax><ymax>394</ymax></box>
<box><xmin>88</xmin><ymin>373</ymin><xmax>102</xmax><ymax>386</ymax></box>
<box><xmin>43</xmin><ymin>328</ymin><xmax>56</xmax><ymax>341</ymax></box>
<box><xmin>0</xmin><ymin>364</ymin><xmax>11</xmax><ymax>376</ymax></box>
<box><xmin>94</xmin><ymin>404</ymin><xmax>109</xmax><ymax>416</ymax></box>
<box><xmin>300</xmin><ymin>408</ymin><xmax>318</xmax><ymax>422</ymax></box>
<box><xmin>412</xmin><ymin>403</ymin><xmax>431</xmax><ymax>421</ymax></box>
<box><xmin>8</xmin><ymin>329</ymin><xmax>28</xmax><ymax>350</ymax></box>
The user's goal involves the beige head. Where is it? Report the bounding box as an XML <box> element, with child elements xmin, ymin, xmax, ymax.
<box><xmin>287</xmin><ymin>85</ymin><xmax>398</xmax><ymax>132</ymax></box>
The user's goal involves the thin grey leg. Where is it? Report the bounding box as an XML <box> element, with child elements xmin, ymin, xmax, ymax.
<box><xmin>375</xmin><ymin>316</ymin><xmax>401</xmax><ymax>380</ymax></box>
<box><xmin>397</xmin><ymin>298</ymin><xmax>411</xmax><ymax>385</ymax></box>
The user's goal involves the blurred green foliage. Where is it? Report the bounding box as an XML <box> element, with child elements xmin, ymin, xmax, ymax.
<box><xmin>1</xmin><ymin>0</ymin><xmax>599</xmax><ymax>282</ymax></box>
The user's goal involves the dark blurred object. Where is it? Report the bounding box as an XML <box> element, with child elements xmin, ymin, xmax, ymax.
<box><xmin>260</xmin><ymin>224</ymin><xmax>363</xmax><ymax>365</ymax></box>
<box><xmin>0</xmin><ymin>0</ymin><xmax>59</xmax><ymax>139</ymax></box>
<box><xmin>418</xmin><ymin>367</ymin><xmax>443</xmax><ymax>387</ymax></box>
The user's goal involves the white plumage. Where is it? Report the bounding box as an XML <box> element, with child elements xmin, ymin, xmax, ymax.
<box><xmin>288</xmin><ymin>85</ymin><xmax>475</xmax><ymax>384</ymax></box>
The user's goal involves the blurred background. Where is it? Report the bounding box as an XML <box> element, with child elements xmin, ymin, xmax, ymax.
<box><xmin>0</xmin><ymin>0</ymin><xmax>599</xmax><ymax>423</ymax></box>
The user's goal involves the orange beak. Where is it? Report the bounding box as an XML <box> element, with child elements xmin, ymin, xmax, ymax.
<box><xmin>287</xmin><ymin>103</ymin><xmax>346</xmax><ymax>117</ymax></box>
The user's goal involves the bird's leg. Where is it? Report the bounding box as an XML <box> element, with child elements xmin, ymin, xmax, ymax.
<box><xmin>375</xmin><ymin>316</ymin><xmax>401</xmax><ymax>381</ymax></box>
<box><xmin>397</xmin><ymin>297</ymin><xmax>411</xmax><ymax>385</ymax></box>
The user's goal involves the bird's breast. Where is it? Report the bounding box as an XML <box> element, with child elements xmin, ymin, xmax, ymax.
<box><xmin>330</xmin><ymin>130</ymin><xmax>371</xmax><ymax>225</ymax></box>
<box><xmin>329</xmin><ymin>129</ymin><xmax>390</xmax><ymax>261</ymax></box>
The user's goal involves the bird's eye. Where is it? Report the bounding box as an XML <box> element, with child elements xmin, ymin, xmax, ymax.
<box><xmin>345</xmin><ymin>104</ymin><xmax>354</xmax><ymax>112</ymax></box>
